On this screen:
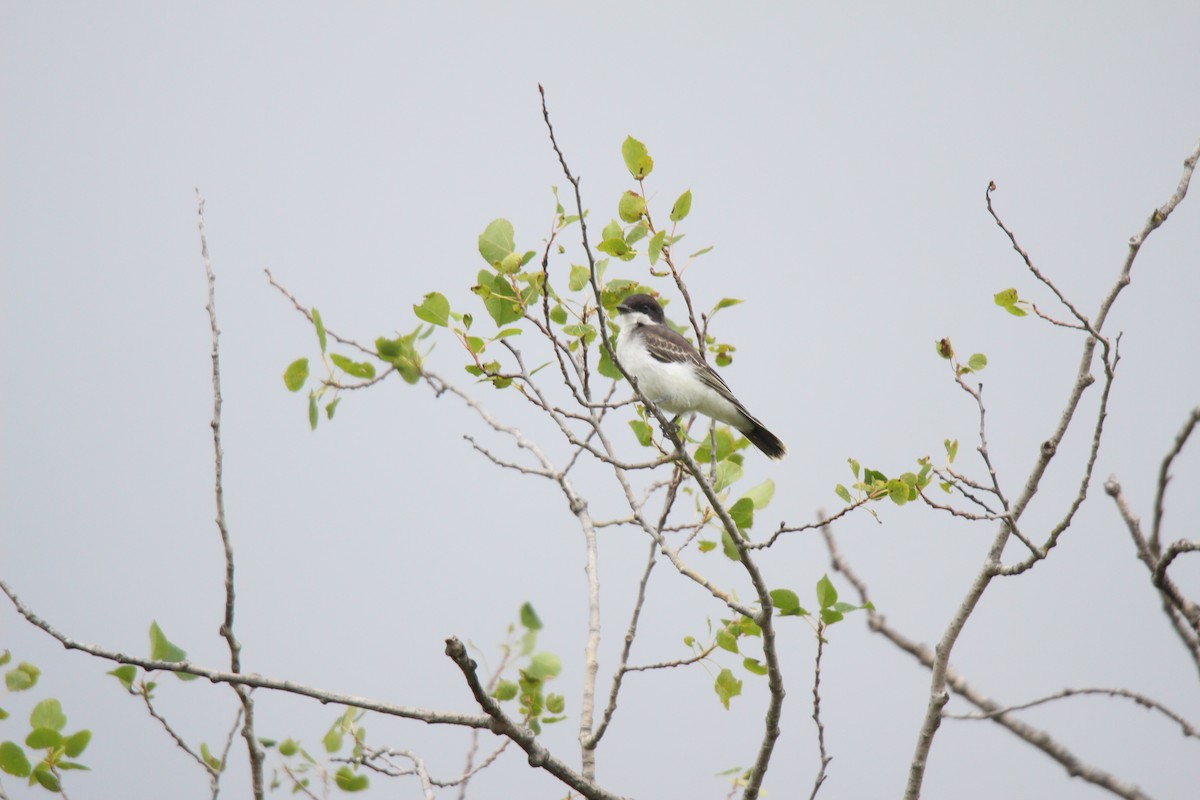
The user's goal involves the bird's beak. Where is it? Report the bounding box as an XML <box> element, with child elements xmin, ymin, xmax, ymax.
<box><xmin>616</xmin><ymin>301</ymin><xmax>633</xmax><ymax>315</ymax></box>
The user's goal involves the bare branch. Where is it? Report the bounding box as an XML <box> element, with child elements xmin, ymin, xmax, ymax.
<box><xmin>1151</xmin><ymin>407</ymin><xmax>1200</xmax><ymax>555</ymax></box>
<box><xmin>196</xmin><ymin>192</ymin><xmax>264</xmax><ymax>799</ymax></box>
<box><xmin>0</xmin><ymin>578</ymin><xmax>492</xmax><ymax>729</ymax></box>
<box><xmin>944</xmin><ymin>686</ymin><xmax>1200</xmax><ymax>739</ymax></box>
<box><xmin>986</xmin><ymin>181</ymin><xmax>1099</xmax><ymax>336</ymax></box>
<box><xmin>140</xmin><ymin>682</ymin><xmax>220</xmax><ymax>790</ymax></box>
<box><xmin>807</xmin><ymin>623</ymin><xmax>832</xmax><ymax>800</ymax></box>
<box><xmin>821</xmin><ymin>528</ymin><xmax>1155</xmax><ymax>800</ymax></box>
<box><xmin>265</xmin><ymin>268</ymin><xmax>377</xmax><ymax>357</ymax></box>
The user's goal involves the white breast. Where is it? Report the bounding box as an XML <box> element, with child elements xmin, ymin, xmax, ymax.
<box><xmin>615</xmin><ymin>321</ymin><xmax>747</xmax><ymax>427</ymax></box>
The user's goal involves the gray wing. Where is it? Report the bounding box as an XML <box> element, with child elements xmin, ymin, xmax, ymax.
<box><xmin>643</xmin><ymin>324</ymin><xmax>740</xmax><ymax>404</ymax></box>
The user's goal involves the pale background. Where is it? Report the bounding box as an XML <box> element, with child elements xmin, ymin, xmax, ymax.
<box><xmin>2</xmin><ymin>3</ymin><xmax>1199</xmax><ymax>798</ymax></box>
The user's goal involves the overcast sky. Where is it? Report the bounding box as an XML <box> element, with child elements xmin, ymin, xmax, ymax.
<box><xmin>3</xmin><ymin>3</ymin><xmax>1199</xmax><ymax>799</ymax></box>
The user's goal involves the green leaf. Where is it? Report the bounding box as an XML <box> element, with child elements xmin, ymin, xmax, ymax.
<box><xmin>936</xmin><ymin>338</ymin><xmax>954</xmax><ymax>360</ymax></box>
<box><xmin>742</xmin><ymin>658</ymin><xmax>768</xmax><ymax>676</ymax></box>
<box><xmin>820</xmin><ymin>608</ymin><xmax>845</xmax><ymax>625</ymax></box>
<box><xmin>478</xmin><ymin>219</ymin><xmax>515</xmax><ymax>266</ymax></box>
<box><xmin>278</xmin><ymin>739</ymin><xmax>299</xmax><ymax>757</ymax></box>
<box><xmin>492</xmin><ymin>680</ymin><xmax>518</xmax><ymax>701</ymax></box>
<box><xmin>330</xmin><ymin>353</ymin><xmax>376</xmax><ymax>380</ymax></box>
<box><xmin>29</xmin><ymin>699</ymin><xmax>65</xmax><ymax>732</ymax></box>
<box><xmin>618</xmin><ymin>191</ymin><xmax>646</xmax><ymax>223</ymax></box>
<box><xmin>648</xmin><ymin>230</ymin><xmax>666</xmax><ymax>266</ymax></box>
<box><xmin>993</xmin><ymin>287</ymin><xmax>1028</xmax><ymax>316</ymax></box>
<box><xmin>698</xmin><ymin>540</ymin><xmax>717</xmax><ymax>552</ymax></box>
<box><xmin>621</xmin><ymin>136</ymin><xmax>654</xmax><ymax>180</ymax></box>
<box><xmin>5</xmin><ymin>663</ymin><xmax>38</xmax><ymax>692</ymax></box>
<box><xmin>688</xmin><ymin>245</ymin><xmax>714</xmax><ymax>258</ymax></box>
<box><xmin>835</xmin><ymin>484</ymin><xmax>853</xmax><ymax>504</ymax></box>
<box><xmin>715</xmin><ymin>627</ymin><xmax>740</xmax><ymax>654</ymax></box>
<box><xmin>24</xmin><ymin>728</ymin><xmax>60</xmax><ymax>750</ymax></box>
<box><xmin>334</xmin><ymin>766</ymin><xmax>369</xmax><ymax>792</ymax></box>
<box><xmin>720</xmin><ymin>529</ymin><xmax>742</xmax><ymax>562</ymax></box>
<box><xmin>968</xmin><ymin>353</ymin><xmax>988</xmax><ymax>372</ymax></box>
<box><xmin>63</xmin><ymin>730</ymin><xmax>91</xmax><ymax>758</ymax></box>
<box><xmin>596</xmin><ymin>238</ymin><xmax>630</xmax><ymax>258</ymax></box>
<box><xmin>945</xmin><ymin>438</ymin><xmax>958</xmax><ymax>463</ymax></box>
<box><xmin>283</xmin><ymin>358</ymin><xmax>309</xmax><ymax>392</ymax></box>
<box><xmin>0</xmin><ymin>708</ymin><xmax>7</xmax><ymax>721</ymax></box>
<box><xmin>325</xmin><ymin>398</ymin><xmax>340</xmax><ymax>420</ymax></box>
<box><xmin>549</xmin><ymin>304</ymin><xmax>568</xmax><ymax>325</ymax></box>
<box><xmin>520</xmin><ymin>602</ymin><xmax>543</xmax><ymax>631</ymax></box>
<box><xmin>670</xmin><ymin>189</ymin><xmax>693</xmax><ymax>222</ymax></box>
<box><xmin>527</xmin><ymin>652</ymin><xmax>561</xmax><ymax>680</ymax></box>
<box><xmin>568</xmin><ymin>264</ymin><xmax>590</xmax><ymax>292</ymax></box>
<box><xmin>312</xmin><ymin>308</ymin><xmax>327</xmax><ymax>354</ymax></box>
<box><xmin>597</xmin><ymin>345</ymin><xmax>622</xmax><ymax>380</ymax></box>
<box><xmin>322</xmin><ymin>726</ymin><xmax>342</xmax><ymax>754</ymax></box>
<box><xmin>886</xmin><ymin>478</ymin><xmax>910</xmax><ymax>505</ymax></box>
<box><xmin>714</xmin><ymin>298</ymin><xmax>743</xmax><ymax>311</ymax></box>
<box><xmin>729</xmin><ymin>497</ymin><xmax>754</xmax><ymax>531</ymax></box>
<box><xmin>714</xmin><ymin>668</ymin><xmax>743</xmax><ymax>710</ymax></box>
<box><xmin>816</xmin><ymin>575</ymin><xmax>839</xmax><ymax>610</ymax></box>
<box><xmin>546</xmin><ymin>693</ymin><xmax>565</xmax><ymax>714</ymax></box>
<box><xmin>475</xmin><ymin>270</ymin><xmax>524</xmax><ymax>326</ymax></box>
<box><xmin>0</xmin><ymin>741</ymin><xmax>31</xmax><ymax>777</ymax></box>
<box><xmin>201</xmin><ymin>741</ymin><xmax>220</xmax><ymax>770</ymax></box>
<box><xmin>0</xmin><ymin>651</ymin><xmax>9</xmax><ymax>667</ymax></box>
<box><xmin>713</xmin><ymin>460</ymin><xmax>744</xmax><ymax>493</ymax></box>
<box><xmin>107</xmin><ymin>665</ymin><xmax>137</xmax><ymax>691</ymax></box>
<box><xmin>741</xmin><ymin>479</ymin><xmax>775</xmax><ymax>510</ymax></box>
<box><xmin>148</xmin><ymin>622</ymin><xmax>197</xmax><ymax>680</ymax></box>
<box><xmin>625</xmin><ymin>221</ymin><xmax>649</xmax><ymax>245</ymax></box>
<box><xmin>32</xmin><ymin>762</ymin><xmax>60</xmax><ymax>791</ymax></box>
<box><xmin>497</xmin><ymin>252</ymin><xmax>523</xmax><ymax>274</ymax></box>
<box><xmin>413</xmin><ymin>292</ymin><xmax>450</xmax><ymax>326</ymax></box>
<box><xmin>308</xmin><ymin>392</ymin><xmax>319</xmax><ymax>431</ymax></box>
<box><xmin>695</xmin><ymin>428</ymin><xmax>735</xmax><ymax>463</ymax></box>
<box><xmin>629</xmin><ymin>419</ymin><xmax>652</xmax><ymax>447</ymax></box>
<box><xmin>772</xmin><ymin>590</ymin><xmax>807</xmax><ymax>617</ymax></box>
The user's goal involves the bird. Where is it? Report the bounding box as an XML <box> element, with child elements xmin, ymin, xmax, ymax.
<box><xmin>614</xmin><ymin>293</ymin><xmax>787</xmax><ymax>460</ymax></box>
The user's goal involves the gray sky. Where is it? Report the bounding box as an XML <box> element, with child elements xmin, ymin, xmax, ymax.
<box><xmin>3</xmin><ymin>3</ymin><xmax>1199</xmax><ymax>798</ymax></box>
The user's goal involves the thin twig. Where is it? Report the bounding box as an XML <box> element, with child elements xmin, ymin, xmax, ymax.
<box><xmin>807</xmin><ymin>622</ymin><xmax>832</xmax><ymax>800</ymax></box>
<box><xmin>1151</xmin><ymin>407</ymin><xmax>1200</xmax><ymax>555</ymax></box>
<box><xmin>196</xmin><ymin>191</ymin><xmax>264</xmax><ymax>800</ymax></box>
<box><xmin>944</xmin><ymin>686</ymin><xmax>1200</xmax><ymax>738</ymax></box>
<box><xmin>0</xmin><ymin>578</ymin><xmax>492</xmax><ymax>728</ymax></box>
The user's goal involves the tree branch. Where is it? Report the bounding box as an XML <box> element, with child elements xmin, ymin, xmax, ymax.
<box><xmin>196</xmin><ymin>191</ymin><xmax>264</xmax><ymax>799</ymax></box>
<box><xmin>0</xmin><ymin>578</ymin><xmax>492</xmax><ymax>729</ymax></box>
<box><xmin>444</xmin><ymin>636</ymin><xmax>630</xmax><ymax>800</ymax></box>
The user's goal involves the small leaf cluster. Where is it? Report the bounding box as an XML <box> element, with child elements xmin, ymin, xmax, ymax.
<box><xmin>694</xmin><ymin>575</ymin><xmax>871</xmax><ymax>708</ymax></box>
<box><xmin>935</xmin><ymin>337</ymin><xmax>988</xmax><ymax>376</ymax></box>
<box><xmin>993</xmin><ymin>287</ymin><xmax>1031</xmax><ymax>317</ymax></box>
<box><xmin>490</xmin><ymin>603</ymin><xmax>565</xmax><ymax>735</ymax></box>
<box><xmin>1</xmin><ymin>651</ymin><xmax>92</xmax><ymax>792</ymax></box>
<box><xmin>836</xmin><ymin>456</ymin><xmax>935</xmax><ymax>511</ymax></box>
<box><xmin>259</xmin><ymin>706</ymin><xmax>370</xmax><ymax>794</ymax></box>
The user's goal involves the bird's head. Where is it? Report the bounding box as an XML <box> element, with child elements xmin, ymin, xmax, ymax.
<box><xmin>616</xmin><ymin>293</ymin><xmax>666</xmax><ymax>326</ymax></box>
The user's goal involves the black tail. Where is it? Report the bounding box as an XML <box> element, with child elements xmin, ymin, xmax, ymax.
<box><xmin>741</xmin><ymin>419</ymin><xmax>788</xmax><ymax>461</ymax></box>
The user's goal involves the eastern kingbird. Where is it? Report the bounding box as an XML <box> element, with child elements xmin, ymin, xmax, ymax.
<box><xmin>614</xmin><ymin>293</ymin><xmax>787</xmax><ymax>461</ymax></box>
